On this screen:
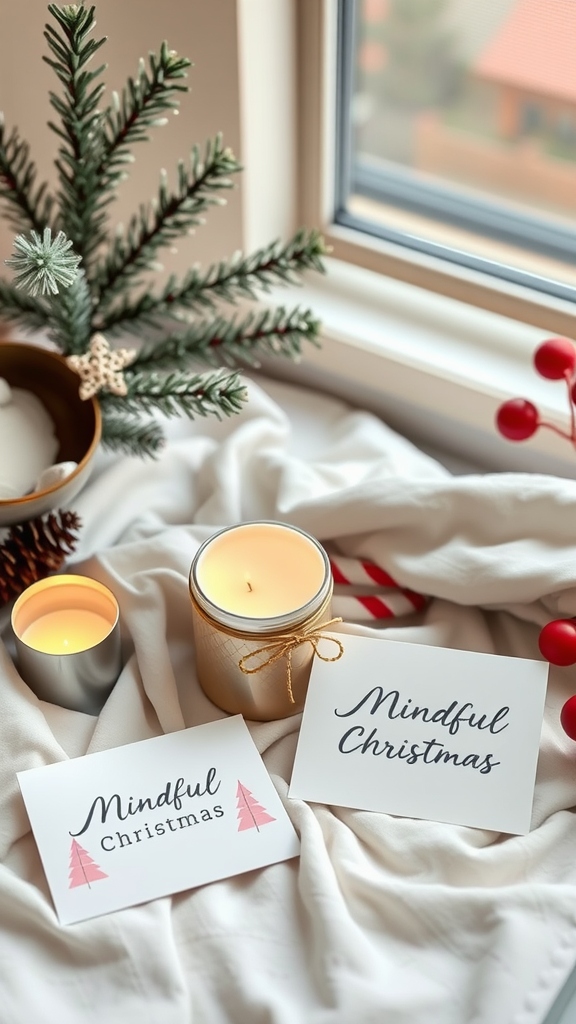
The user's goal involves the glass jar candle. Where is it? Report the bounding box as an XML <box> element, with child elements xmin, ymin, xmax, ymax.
<box><xmin>189</xmin><ymin>521</ymin><xmax>340</xmax><ymax>721</ymax></box>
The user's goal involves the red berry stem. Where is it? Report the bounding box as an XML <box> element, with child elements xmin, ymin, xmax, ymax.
<box><xmin>495</xmin><ymin>337</ymin><xmax>576</xmax><ymax>451</ymax></box>
<box><xmin>565</xmin><ymin>370</ymin><xmax>576</xmax><ymax>446</ymax></box>
<box><xmin>495</xmin><ymin>338</ymin><xmax>576</xmax><ymax>740</ymax></box>
<box><xmin>538</xmin><ymin>418</ymin><xmax>575</xmax><ymax>445</ymax></box>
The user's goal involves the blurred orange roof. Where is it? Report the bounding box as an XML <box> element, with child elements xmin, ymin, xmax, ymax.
<box><xmin>474</xmin><ymin>0</ymin><xmax>576</xmax><ymax>103</ymax></box>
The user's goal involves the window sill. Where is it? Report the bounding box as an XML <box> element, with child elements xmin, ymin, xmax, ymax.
<box><xmin>258</xmin><ymin>255</ymin><xmax>576</xmax><ymax>479</ymax></box>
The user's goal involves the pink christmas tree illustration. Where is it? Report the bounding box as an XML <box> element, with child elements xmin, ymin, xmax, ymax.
<box><xmin>68</xmin><ymin>838</ymin><xmax>108</xmax><ymax>889</ymax></box>
<box><xmin>236</xmin><ymin>781</ymin><xmax>276</xmax><ymax>832</ymax></box>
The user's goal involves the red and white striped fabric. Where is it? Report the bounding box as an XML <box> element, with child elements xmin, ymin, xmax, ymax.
<box><xmin>329</xmin><ymin>555</ymin><xmax>428</xmax><ymax>621</ymax></box>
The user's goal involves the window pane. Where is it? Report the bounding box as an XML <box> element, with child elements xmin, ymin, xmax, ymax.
<box><xmin>339</xmin><ymin>0</ymin><xmax>576</xmax><ymax>295</ymax></box>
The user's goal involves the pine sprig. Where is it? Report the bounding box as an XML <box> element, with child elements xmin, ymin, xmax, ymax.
<box><xmin>94</xmin><ymin>134</ymin><xmax>241</xmax><ymax>305</ymax></box>
<box><xmin>0</xmin><ymin>278</ymin><xmax>49</xmax><ymax>332</ymax></box>
<box><xmin>97</xmin><ymin>228</ymin><xmax>329</xmax><ymax>336</ymax></box>
<box><xmin>0</xmin><ymin>118</ymin><xmax>54</xmax><ymax>235</ymax></box>
<box><xmin>98</xmin><ymin>43</ymin><xmax>190</xmax><ymax>188</ymax></box>
<box><xmin>0</xmin><ymin>3</ymin><xmax>327</xmax><ymax>467</ymax></box>
<box><xmin>100</xmin><ymin>411</ymin><xmax>165</xmax><ymax>458</ymax></box>
<box><xmin>46</xmin><ymin>269</ymin><xmax>92</xmax><ymax>354</ymax></box>
<box><xmin>44</xmin><ymin>3</ymin><xmax>108</xmax><ymax>265</ymax></box>
<box><xmin>131</xmin><ymin>305</ymin><xmax>321</xmax><ymax>371</ymax></box>
<box><xmin>100</xmin><ymin>368</ymin><xmax>248</xmax><ymax>420</ymax></box>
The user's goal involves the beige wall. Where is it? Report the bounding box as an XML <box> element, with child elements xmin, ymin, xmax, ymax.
<box><xmin>0</xmin><ymin>0</ymin><xmax>244</xmax><ymax>274</ymax></box>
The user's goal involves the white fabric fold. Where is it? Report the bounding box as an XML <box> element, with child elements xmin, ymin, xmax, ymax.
<box><xmin>1</xmin><ymin>374</ymin><xmax>576</xmax><ymax>1023</ymax></box>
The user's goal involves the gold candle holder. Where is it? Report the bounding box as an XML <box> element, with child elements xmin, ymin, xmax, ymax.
<box><xmin>189</xmin><ymin>522</ymin><xmax>342</xmax><ymax>722</ymax></box>
<box><xmin>11</xmin><ymin>574</ymin><xmax>122</xmax><ymax>715</ymax></box>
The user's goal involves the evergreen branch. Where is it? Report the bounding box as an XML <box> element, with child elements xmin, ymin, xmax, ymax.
<box><xmin>100</xmin><ymin>411</ymin><xmax>165</xmax><ymax>458</ymax></box>
<box><xmin>130</xmin><ymin>305</ymin><xmax>322</xmax><ymax>371</ymax></box>
<box><xmin>99</xmin><ymin>368</ymin><xmax>248</xmax><ymax>420</ymax></box>
<box><xmin>0</xmin><ymin>278</ymin><xmax>48</xmax><ymax>332</ymax></box>
<box><xmin>52</xmin><ymin>43</ymin><xmax>192</xmax><ymax>284</ymax></box>
<box><xmin>44</xmin><ymin>3</ymin><xmax>108</xmax><ymax>266</ymax></box>
<box><xmin>0</xmin><ymin>5</ymin><xmax>325</xmax><ymax>457</ymax></box>
<box><xmin>0</xmin><ymin>118</ymin><xmax>55</xmax><ymax>234</ymax></box>
<box><xmin>97</xmin><ymin>228</ymin><xmax>329</xmax><ymax>335</ymax></box>
<box><xmin>98</xmin><ymin>43</ymin><xmax>191</xmax><ymax>186</ymax></box>
<box><xmin>46</xmin><ymin>271</ymin><xmax>93</xmax><ymax>355</ymax></box>
<box><xmin>94</xmin><ymin>134</ymin><xmax>241</xmax><ymax>304</ymax></box>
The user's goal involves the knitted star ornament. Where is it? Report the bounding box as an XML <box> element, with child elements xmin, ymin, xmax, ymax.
<box><xmin>66</xmin><ymin>334</ymin><xmax>137</xmax><ymax>400</ymax></box>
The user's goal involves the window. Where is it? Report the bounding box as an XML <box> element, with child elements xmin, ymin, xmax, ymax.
<box><xmin>237</xmin><ymin>0</ymin><xmax>576</xmax><ymax>475</ymax></box>
<box><xmin>297</xmin><ymin>0</ymin><xmax>576</xmax><ymax>339</ymax></box>
<box><xmin>337</xmin><ymin>0</ymin><xmax>576</xmax><ymax>303</ymax></box>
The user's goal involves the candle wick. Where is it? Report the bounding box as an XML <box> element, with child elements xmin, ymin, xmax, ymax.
<box><xmin>247</xmin><ymin>581</ymin><xmax>253</xmax><ymax>592</ymax></box>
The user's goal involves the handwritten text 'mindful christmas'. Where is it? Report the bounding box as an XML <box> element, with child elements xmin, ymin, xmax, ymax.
<box><xmin>334</xmin><ymin>688</ymin><xmax>510</xmax><ymax>774</ymax></box>
<box><xmin>69</xmin><ymin>768</ymin><xmax>222</xmax><ymax>851</ymax></box>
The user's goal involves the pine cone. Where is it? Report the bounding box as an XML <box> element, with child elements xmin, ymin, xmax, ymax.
<box><xmin>0</xmin><ymin>510</ymin><xmax>82</xmax><ymax>605</ymax></box>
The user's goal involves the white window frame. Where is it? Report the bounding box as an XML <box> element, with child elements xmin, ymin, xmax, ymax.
<box><xmin>237</xmin><ymin>0</ymin><xmax>576</xmax><ymax>477</ymax></box>
<box><xmin>297</xmin><ymin>0</ymin><xmax>576</xmax><ymax>337</ymax></box>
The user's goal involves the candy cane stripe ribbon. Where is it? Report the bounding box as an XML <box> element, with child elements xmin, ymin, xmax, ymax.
<box><xmin>329</xmin><ymin>556</ymin><xmax>428</xmax><ymax>621</ymax></box>
<box><xmin>330</xmin><ymin>556</ymin><xmax>399</xmax><ymax>588</ymax></box>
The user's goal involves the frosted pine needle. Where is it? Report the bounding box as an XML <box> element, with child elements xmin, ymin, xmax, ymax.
<box><xmin>5</xmin><ymin>228</ymin><xmax>82</xmax><ymax>296</ymax></box>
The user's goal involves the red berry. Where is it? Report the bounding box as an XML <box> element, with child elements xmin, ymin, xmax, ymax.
<box><xmin>539</xmin><ymin>619</ymin><xmax>576</xmax><ymax>666</ymax></box>
<box><xmin>561</xmin><ymin>695</ymin><xmax>576</xmax><ymax>740</ymax></box>
<box><xmin>534</xmin><ymin>337</ymin><xmax>576</xmax><ymax>380</ymax></box>
<box><xmin>496</xmin><ymin>399</ymin><xmax>539</xmax><ymax>441</ymax></box>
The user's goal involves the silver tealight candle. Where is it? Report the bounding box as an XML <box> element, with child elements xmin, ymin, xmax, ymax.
<box><xmin>11</xmin><ymin>574</ymin><xmax>122</xmax><ymax>715</ymax></box>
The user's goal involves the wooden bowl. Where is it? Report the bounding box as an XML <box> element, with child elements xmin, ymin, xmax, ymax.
<box><xmin>0</xmin><ymin>342</ymin><xmax>101</xmax><ymax>526</ymax></box>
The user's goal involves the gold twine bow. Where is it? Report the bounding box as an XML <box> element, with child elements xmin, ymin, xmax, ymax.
<box><xmin>238</xmin><ymin>618</ymin><xmax>344</xmax><ymax>704</ymax></box>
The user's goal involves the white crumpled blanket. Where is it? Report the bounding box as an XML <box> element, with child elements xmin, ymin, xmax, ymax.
<box><xmin>2</xmin><ymin>374</ymin><xmax>576</xmax><ymax>1024</ymax></box>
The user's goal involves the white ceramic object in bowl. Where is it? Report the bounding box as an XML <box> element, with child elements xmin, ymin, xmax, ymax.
<box><xmin>0</xmin><ymin>342</ymin><xmax>101</xmax><ymax>527</ymax></box>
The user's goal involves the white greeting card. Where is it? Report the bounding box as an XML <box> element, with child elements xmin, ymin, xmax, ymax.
<box><xmin>18</xmin><ymin>716</ymin><xmax>299</xmax><ymax>925</ymax></box>
<box><xmin>289</xmin><ymin>634</ymin><xmax>549</xmax><ymax>834</ymax></box>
